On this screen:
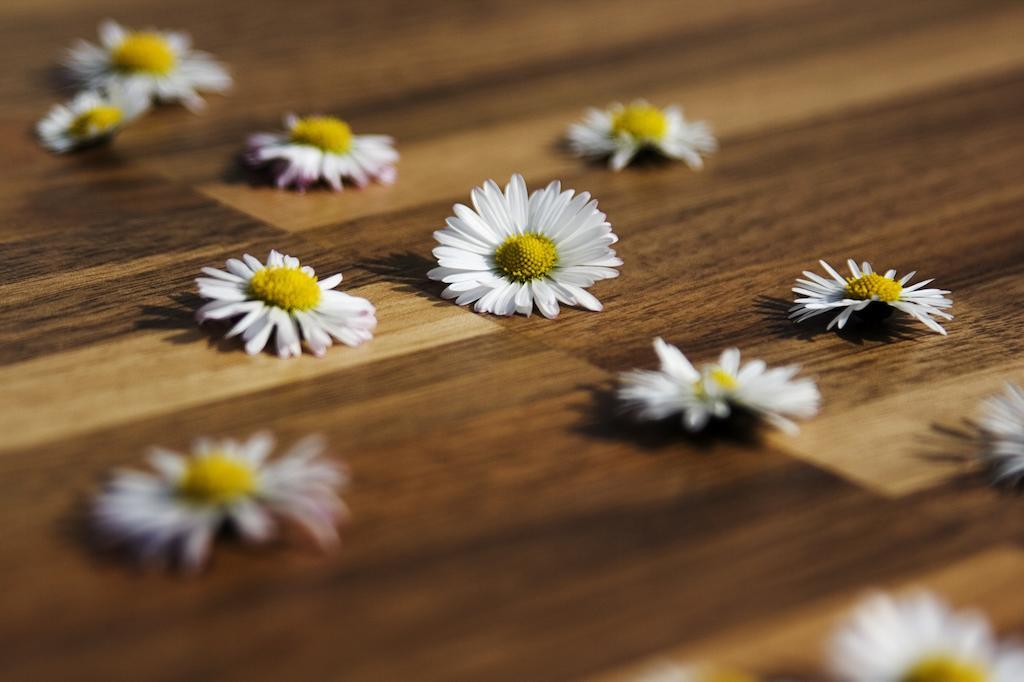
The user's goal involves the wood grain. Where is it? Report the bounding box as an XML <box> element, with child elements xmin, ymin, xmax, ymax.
<box><xmin>1</xmin><ymin>0</ymin><xmax>1023</xmax><ymax>680</ymax></box>
<box><xmin>601</xmin><ymin>545</ymin><xmax>1024</xmax><ymax>679</ymax></box>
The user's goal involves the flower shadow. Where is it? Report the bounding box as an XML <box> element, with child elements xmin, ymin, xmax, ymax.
<box><xmin>574</xmin><ymin>381</ymin><xmax>765</xmax><ymax>453</ymax></box>
<box><xmin>135</xmin><ymin>292</ymin><xmax>240</xmax><ymax>352</ymax></box>
<box><xmin>220</xmin><ymin>154</ymin><xmax>391</xmax><ymax>193</ymax></box>
<box><xmin>359</xmin><ymin>251</ymin><xmax>450</xmax><ymax>308</ymax></box>
<box><xmin>60</xmin><ymin>495</ymin><xmax>282</xmax><ymax>576</ymax></box>
<box><xmin>914</xmin><ymin>419</ymin><xmax>1004</xmax><ymax>493</ymax></box>
<box><xmin>552</xmin><ymin>136</ymin><xmax>676</xmax><ymax>171</ymax></box>
<box><xmin>58</xmin><ymin>497</ymin><xmax>152</xmax><ymax>573</ymax></box>
<box><xmin>754</xmin><ymin>295</ymin><xmax>920</xmax><ymax>345</ymax></box>
<box><xmin>916</xmin><ymin>420</ymin><xmax>977</xmax><ymax>466</ymax></box>
<box><xmin>220</xmin><ymin>152</ymin><xmax>278</xmax><ymax>188</ymax></box>
<box><xmin>37</xmin><ymin>63</ymin><xmax>77</xmax><ymax>94</ymax></box>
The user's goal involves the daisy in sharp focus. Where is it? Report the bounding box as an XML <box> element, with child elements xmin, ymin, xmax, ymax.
<box><xmin>618</xmin><ymin>338</ymin><xmax>820</xmax><ymax>435</ymax></box>
<box><xmin>64</xmin><ymin>19</ymin><xmax>231</xmax><ymax>112</ymax></box>
<box><xmin>196</xmin><ymin>249</ymin><xmax>376</xmax><ymax>358</ymax></box>
<box><xmin>567</xmin><ymin>99</ymin><xmax>717</xmax><ymax>171</ymax></box>
<box><xmin>36</xmin><ymin>87</ymin><xmax>148</xmax><ymax>153</ymax></box>
<box><xmin>829</xmin><ymin>591</ymin><xmax>1024</xmax><ymax>682</ymax></box>
<box><xmin>246</xmin><ymin>114</ymin><xmax>398</xmax><ymax>191</ymax></box>
<box><xmin>427</xmin><ymin>173</ymin><xmax>622</xmax><ymax>318</ymax></box>
<box><xmin>790</xmin><ymin>259</ymin><xmax>953</xmax><ymax>335</ymax></box>
<box><xmin>93</xmin><ymin>433</ymin><xmax>348</xmax><ymax>571</ymax></box>
<box><xmin>976</xmin><ymin>383</ymin><xmax>1024</xmax><ymax>487</ymax></box>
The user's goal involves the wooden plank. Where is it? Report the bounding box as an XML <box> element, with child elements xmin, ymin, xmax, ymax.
<box><xmin>0</xmin><ymin>281</ymin><xmax>500</xmax><ymax>451</ymax></box>
<box><xmin>154</xmin><ymin>0</ymin><xmax>1024</xmax><ymax>230</ymax></box>
<box><xmin>602</xmin><ymin>545</ymin><xmax>1024</xmax><ymax>679</ymax></box>
<box><xmin>294</xmin><ymin>72</ymin><xmax>1024</xmax><ymax>495</ymax></box>
<box><xmin>1</xmin><ymin>0</ymin><xmax>1023</xmax><ymax>679</ymax></box>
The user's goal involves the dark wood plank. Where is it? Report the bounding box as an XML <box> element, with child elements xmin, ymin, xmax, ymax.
<box><xmin>1</xmin><ymin>0</ymin><xmax>1023</xmax><ymax>679</ymax></box>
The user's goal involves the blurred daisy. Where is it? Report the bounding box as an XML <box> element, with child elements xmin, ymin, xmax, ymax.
<box><xmin>567</xmin><ymin>100</ymin><xmax>717</xmax><ymax>171</ymax></box>
<box><xmin>246</xmin><ymin>114</ymin><xmax>398</xmax><ymax>191</ymax></box>
<box><xmin>976</xmin><ymin>383</ymin><xmax>1024</xmax><ymax>486</ymax></box>
<box><xmin>64</xmin><ymin>19</ymin><xmax>231</xmax><ymax>112</ymax></box>
<box><xmin>829</xmin><ymin>591</ymin><xmax>1024</xmax><ymax>682</ymax></box>
<box><xmin>196</xmin><ymin>249</ymin><xmax>376</xmax><ymax>358</ymax></box>
<box><xmin>36</xmin><ymin>87</ymin><xmax>148</xmax><ymax>153</ymax></box>
<box><xmin>427</xmin><ymin>173</ymin><xmax>621</xmax><ymax>318</ymax></box>
<box><xmin>790</xmin><ymin>259</ymin><xmax>953</xmax><ymax>335</ymax></box>
<box><xmin>635</xmin><ymin>661</ymin><xmax>756</xmax><ymax>682</ymax></box>
<box><xmin>618</xmin><ymin>338</ymin><xmax>820</xmax><ymax>434</ymax></box>
<box><xmin>94</xmin><ymin>433</ymin><xmax>348</xmax><ymax>571</ymax></box>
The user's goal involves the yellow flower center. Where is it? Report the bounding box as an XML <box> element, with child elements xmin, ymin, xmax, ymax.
<box><xmin>68</xmin><ymin>105</ymin><xmax>123</xmax><ymax>138</ymax></box>
<box><xmin>694</xmin><ymin>368</ymin><xmax>738</xmax><ymax>398</ymax></box>
<box><xmin>290</xmin><ymin>116</ymin><xmax>353</xmax><ymax>154</ymax></box>
<box><xmin>709</xmin><ymin>367</ymin><xmax>738</xmax><ymax>390</ymax></box>
<box><xmin>611</xmin><ymin>103</ymin><xmax>668</xmax><ymax>141</ymax></box>
<box><xmin>248</xmin><ymin>266</ymin><xmax>322</xmax><ymax>312</ymax></box>
<box><xmin>845</xmin><ymin>272</ymin><xmax>903</xmax><ymax>302</ymax></box>
<box><xmin>111</xmin><ymin>32</ymin><xmax>176</xmax><ymax>75</ymax></box>
<box><xmin>178</xmin><ymin>454</ymin><xmax>257</xmax><ymax>505</ymax></box>
<box><xmin>902</xmin><ymin>656</ymin><xmax>987</xmax><ymax>682</ymax></box>
<box><xmin>494</xmin><ymin>233</ymin><xmax>558</xmax><ymax>282</ymax></box>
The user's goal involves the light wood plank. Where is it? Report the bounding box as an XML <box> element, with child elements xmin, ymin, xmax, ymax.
<box><xmin>165</xmin><ymin>2</ymin><xmax>1024</xmax><ymax>230</ymax></box>
<box><xmin>0</xmin><ymin>283</ymin><xmax>499</xmax><ymax>452</ymax></box>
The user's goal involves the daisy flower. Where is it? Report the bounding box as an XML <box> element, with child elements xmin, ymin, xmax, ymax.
<box><xmin>245</xmin><ymin>114</ymin><xmax>398</xmax><ymax>191</ymax></box>
<box><xmin>196</xmin><ymin>249</ymin><xmax>376</xmax><ymax>358</ymax></box>
<box><xmin>93</xmin><ymin>433</ymin><xmax>348</xmax><ymax>571</ymax></box>
<box><xmin>618</xmin><ymin>338</ymin><xmax>820</xmax><ymax>434</ymax></box>
<box><xmin>64</xmin><ymin>19</ymin><xmax>231</xmax><ymax>112</ymax></box>
<box><xmin>790</xmin><ymin>259</ymin><xmax>953</xmax><ymax>335</ymax></box>
<box><xmin>635</xmin><ymin>662</ymin><xmax>756</xmax><ymax>682</ymax></box>
<box><xmin>35</xmin><ymin>87</ymin><xmax>148</xmax><ymax>153</ymax></box>
<box><xmin>828</xmin><ymin>591</ymin><xmax>1024</xmax><ymax>682</ymax></box>
<box><xmin>567</xmin><ymin>99</ymin><xmax>717</xmax><ymax>171</ymax></box>
<box><xmin>976</xmin><ymin>383</ymin><xmax>1024</xmax><ymax>486</ymax></box>
<box><xmin>427</xmin><ymin>173</ymin><xmax>622</xmax><ymax>318</ymax></box>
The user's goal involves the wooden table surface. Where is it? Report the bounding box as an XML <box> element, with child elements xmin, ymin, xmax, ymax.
<box><xmin>2</xmin><ymin>0</ymin><xmax>1024</xmax><ymax>679</ymax></box>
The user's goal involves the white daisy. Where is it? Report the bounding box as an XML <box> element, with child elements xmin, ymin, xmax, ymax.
<box><xmin>567</xmin><ymin>99</ymin><xmax>717</xmax><ymax>171</ymax></box>
<box><xmin>976</xmin><ymin>383</ymin><xmax>1024</xmax><ymax>486</ymax></box>
<box><xmin>634</xmin><ymin>661</ymin><xmax>757</xmax><ymax>682</ymax></box>
<box><xmin>35</xmin><ymin>87</ymin><xmax>148</xmax><ymax>153</ymax></box>
<box><xmin>245</xmin><ymin>114</ymin><xmax>398</xmax><ymax>191</ymax></box>
<box><xmin>829</xmin><ymin>591</ymin><xmax>1024</xmax><ymax>682</ymax></box>
<box><xmin>618</xmin><ymin>338</ymin><xmax>820</xmax><ymax>435</ymax></box>
<box><xmin>790</xmin><ymin>259</ymin><xmax>953</xmax><ymax>335</ymax></box>
<box><xmin>93</xmin><ymin>433</ymin><xmax>348</xmax><ymax>571</ymax></box>
<box><xmin>196</xmin><ymin>249</ymin><xmax>376</xmax><ymax>358</ymax></box>
<box><xmin>64</xmin><ymin>19</ymin><xmax>231</xmax><ymax>112</ymax></box>
<box><xmin>427</xmin><ymin>173</ymin><xmax>622</xmax><ymax>318</ymax></box>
